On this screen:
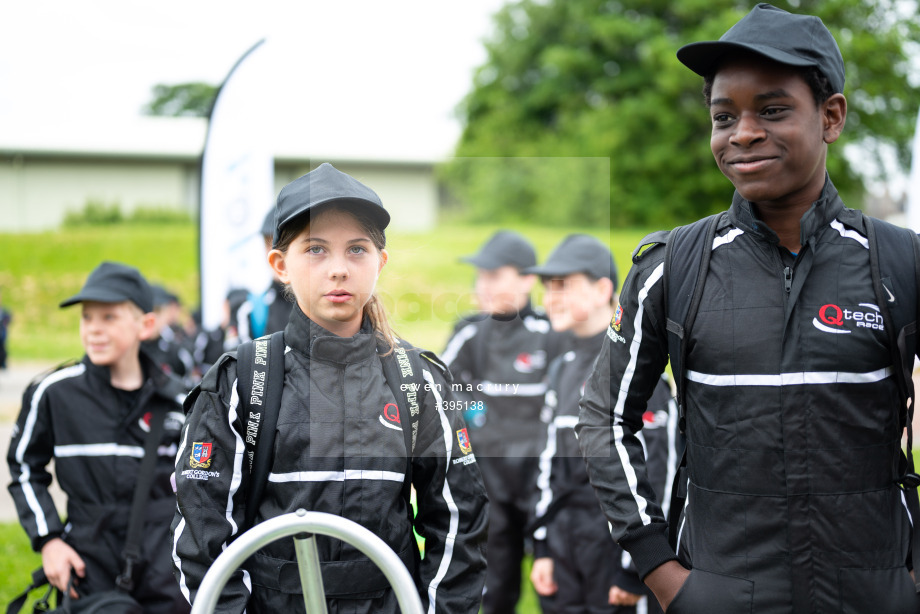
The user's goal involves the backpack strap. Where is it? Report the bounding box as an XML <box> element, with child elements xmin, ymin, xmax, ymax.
<box><xmin>116</xmin><ymin>407</ymin><xmax>167</xmax><ymax>592</ymax></box>
<box><xmin>378</xmin><ymin>339</ymin><xmax>448</xmax><ymax>469</ymax></box>
<box><xmin>237</xmin><ymin>330</ymin><xmax>286</xmax><ymax>532</ymax></box>
<box><xmin>662</xmin><ymin>212</ymin><xmax>723</xmax><ymax>550</ymax></box>
<box><xmin>864</xmin><ymin>215</ymin><xmax>920</xmax><ymax>590</ymax></box>
<box><xmin>379</xmin><ymin>341</ymin><xmax>422</xmax><ymax>472</ymax></box>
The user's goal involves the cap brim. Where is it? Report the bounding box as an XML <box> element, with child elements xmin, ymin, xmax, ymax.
<box><xmin>677</xmin><ymin>41</ymin><xmax>817</xmax><ymax>78</ymax></box>
<box><xmin>523</xmin><ymin>263</ymin><xmax>586</xmax><ymax>278</ymax></box>
<box><xmin>60</xmin><ymin>289</ymin><xmax>134</xmax><ymax>308</ymax></box>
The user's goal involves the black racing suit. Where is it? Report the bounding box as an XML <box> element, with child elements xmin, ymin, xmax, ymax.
<box><xmin>172</xmin><ymin>305</ymin><xmax>488</xmax><ymax>613</ymax></box>
<box><xmin>442</xmin><ymin>303</ymin><xmax>569</xmax><ymax>614</ymax></box>
<box><xmin>7</xmin><ymin>353</ymin><xmax>189</xmax><ymax>614</ymax></box>
<box><xmin>577</xmin><ymin>179</ymin><xmax>920</xmax><ymax>613</ymax></box>
<box><xmin>533</xmin><ymin>331</ymin><xmax>676</xmax><ymax>613</ymax></box>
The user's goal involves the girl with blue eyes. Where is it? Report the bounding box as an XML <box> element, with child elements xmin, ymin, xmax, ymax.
<box><xmin>172</xmin><ymin>163</ymin><xmax>488</xmax><ymax>614</ymax></box>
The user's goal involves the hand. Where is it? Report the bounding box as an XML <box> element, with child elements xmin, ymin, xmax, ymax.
<box><xmin>609</xmin><ymin>585</ymin><xmax>642</xmax><ymax>606</ymax></box>
<box><xmin>530</xmin><ymin>557</ymin><xmax>558</xmax><ymax>596</ymax></box>
<box><xmin>41</xmin><ymin>538</ymin><xmax>85</xmax><ymax>599</ymax></box>
<box><xmin>644</xmin><ymin>560</ymin><xmax>690</xmax><ymax>611</ymax></box>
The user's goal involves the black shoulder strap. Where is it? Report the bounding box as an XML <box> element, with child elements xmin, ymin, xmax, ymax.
<box><xmin>378</xmin><ymin>338</ymin><xmax>433</xmax><ymax>574</ymax></box>
<box><xmin>379</xmin><ymin>340</ymin><xmax>425</xmax><ymax>463</ymax></box>
<box><xmin>664</xmin><ymin>213</ymin><xmax>723</xmax><ymax>415</ymax></box>
<box><xmin>864</xmin><ymin>215</ymin><xmax>920</xmax><ymax>591</ymax></box>
<box><xmin>116</xmin><ymin>407</ymin><xmax>167</xmax><ymax>592</ymax></box>
<box><xmin>663</xmin><ymin>212</ymin><xmax>723</xmax><ymax>550</ymax></box>
<box><xmin>238</xmin><ymin>330</ymin><xmax>286</xmax><ymax>531</ymax></box>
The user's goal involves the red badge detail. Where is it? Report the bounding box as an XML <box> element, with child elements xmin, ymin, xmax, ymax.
<box><xmin>190</xmin><ymin>442</ymin><xmax>213</xmax><ymax>469</ymax></box>
<box><xmin>819</xmin><ymin>304</ymin><xmax>844</xmax><ymax>327</ymax></box>
<box><xmin>612</xmin><ymin>305</ymin><xmax>623</xmax><ymax>331</ymax></box>
<box><xmin>457</xmin><ymin>428</ymin><xmax>472</xmax><ymax>455</ymax></box>
<box><xmin>383</xmin><ymin>403</ymin><xmax>400</xmax><ymax>424</ymax></box>
<box><xmin>138</xmin><ymin>412</ymin><xmax>152</xmax><ymax>433</ymax></box>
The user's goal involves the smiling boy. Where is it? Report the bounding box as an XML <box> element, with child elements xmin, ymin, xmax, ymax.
<box><xmin>576</xmin><ymin>4</ymin><xmax>920</xmax><ymax>613</ymax></box>
<box><xmin>8</xmin><ymin>261</ymin><xmax>189</xmax><ymax>613</ymax></box>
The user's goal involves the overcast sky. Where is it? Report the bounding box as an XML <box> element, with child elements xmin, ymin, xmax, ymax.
<box><xmin>1</xmin><ymin>1</ymin><xmax>915</xmax><ymax>197</ymax></box>
<box><xmin>0</xmin><ymin>0</ymin><xmax>508</xmax><ymax>159</ymax></box>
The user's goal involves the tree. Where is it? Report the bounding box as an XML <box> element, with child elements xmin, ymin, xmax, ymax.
<box><xmin>443</xmin><ymin>0</ymin><xmax>920</xmax><ymax>227</ymax></box>
<box><xmin>143</xmin><ymin>82</ymin><xmax>219</xmax><ymax>118</ymax></box>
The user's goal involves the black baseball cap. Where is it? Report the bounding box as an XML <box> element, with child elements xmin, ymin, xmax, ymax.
<box><xmin>260</xmin><ymin>206</ymin><xmax>275</xmax><ymax>238</ymax></box>
<box><xmin>151</xmin><ymin>284</ymin><xmax>180</xmax><ymax>308</ymax></box>
<box><xmin>677</xmin><ymin>3</ymin><xmax>845</xmax><ymax>95</ymax></box>
<box><xmin>524</xmin><ymin>234</ymin><xmax>618</xmax><ymax>288</ymax></box>
<box><xmin>273</xmin><ymin>163</ymin><xmax>390</xmax><ymax>247</ymax></box>
<box><xmin>460</xmin><ymin>230</ymin><xmax>537</xmax><ymax>271</ymax></box>
<box><xmin>60</xmin><ymin>261</ymin><xmax>154</xmax><ymax>313</ymax></box>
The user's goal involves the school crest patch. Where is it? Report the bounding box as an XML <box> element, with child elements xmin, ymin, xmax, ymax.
<box><xmin>456</xmin><ymin>428</ymin><xmax>472</xmax><ymax>455</ymax></box>
<box><xmin>612</xmin><ymin>305</ymin><xmax>624</xmax><ymax>331</ymax></box>
<box><xmin>189</xmin><ymin>442</ymin><xmax>213</xmax><ymax>469</ymax></box>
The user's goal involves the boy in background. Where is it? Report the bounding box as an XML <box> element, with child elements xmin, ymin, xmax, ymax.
<box><xmin>442</xmin><ymin>230</ymin><xmax>568</xmax><ymax>614</ymax></box>
<box><xmin>7</xmin><ymin>261</ymin><xmax>189</xmax><ymax>613</ymax></box>
<box><xmin>528</xmin><ymin>235</ymin><xmax>675</xmax><ymax>613</ymax></box>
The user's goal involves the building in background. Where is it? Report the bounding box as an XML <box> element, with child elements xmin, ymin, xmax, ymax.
<box><xmin>0</xmin><ymin>115</ymin><xmax>440</xmax><ymax>233</ymax></box>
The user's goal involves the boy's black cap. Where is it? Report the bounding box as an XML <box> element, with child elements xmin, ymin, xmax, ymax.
<box><xmin>60</xmin><ymin>261</ymin><xmax>154</xmax><ymax>313</ymax></box>
<box><xmin>677</xmin><ymin>3</ymin><xmax>845</xmax><ymax>94</ymax></box>
<box><xmin>151</xmin><ymin>284</ymin><xmax>180</xmax><ymax>308</ymax></box>
<box><xmin>260</xmin><ymin>207</ymin><xmax>275</xmax><ymax>238</ymax></box>
<box><xmin>273</xmin><ymin>163</ymin><xmax>390</xmax><ymax>247</ymax></box>
<box><xmin>460</xmin><ymin>230</ymin><xmax>537</xmax><ymax>271</ymax></box>
<box><xmin>524</xmin><ymin>234</ymin><xmax>617</xmax><ymax>288</ymax></box>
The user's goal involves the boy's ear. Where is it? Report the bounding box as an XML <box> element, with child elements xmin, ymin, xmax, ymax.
<box><xmin>596</xmin><ymin>277</ymin><xmax>615</xmax><ymax>305</ymax></box>
<box><xmin>138</xmin><ymin>312</ymin><xmax>158</xmax><ymax>341</ymax></box>
<box><xmin>822</xmin><ymin>93</ymin><xmax>847</xmax><ymax>144</ymax></box>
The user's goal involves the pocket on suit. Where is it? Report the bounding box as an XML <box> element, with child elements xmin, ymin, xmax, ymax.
<box><xmin>667</xmin><ymin>568</ymin><xmax>753</xmax><ymax>614</ymax></box>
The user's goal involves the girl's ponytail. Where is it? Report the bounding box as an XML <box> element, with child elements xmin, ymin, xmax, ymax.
<box><xmin>365</xmin><ymin>293</ymin><xmax>397</xmax><ymax>355</ymax></box>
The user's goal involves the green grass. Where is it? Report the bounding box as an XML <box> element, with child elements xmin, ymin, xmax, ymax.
<box><xmin>1</xmin><ymin>223</ymin><xmax>199</xmax><ymax>361</ymax></box>
<box><xmin>0</xmin><ymin>222</ymin><xmax>653</xmax><ymax>362</ymax></box>
<box><xmin>0</xmin><ymin>521</ymin><xmax>43</xmax><ymax>608</ymax></box>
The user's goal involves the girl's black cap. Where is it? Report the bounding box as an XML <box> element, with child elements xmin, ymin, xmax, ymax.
<box><xmin>60</xmin><ymin>261</ymin><xmax>154</xmax><ymax>313</ymax></box>
<box><xmin>677</xmin><ymin>3</ymin><xmax>845</xmax><ymax>94</ymax></box>
<box><xmin>272</xmin><ymin>163</ymin><xmax>390</xmax><ymax>247</ymax></box>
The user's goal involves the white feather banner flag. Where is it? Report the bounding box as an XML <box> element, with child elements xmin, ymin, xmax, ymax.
<box><xmin>199</xmin><ymin>39</ymin><xmax>275</xmax><ymax>331</ymax></box>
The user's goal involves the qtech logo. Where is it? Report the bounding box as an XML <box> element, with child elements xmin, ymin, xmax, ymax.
<box><xmin>812</xmin><ymin>303</ymin><xmax>884</xmax><ymax>334</ymax></box>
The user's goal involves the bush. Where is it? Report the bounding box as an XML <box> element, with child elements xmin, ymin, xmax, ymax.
<box><xmin>126</xmin><ymin>206</ymin><xmax>193</xmax><ymax>225</ymax></box>
<box><xmin>62</xmin><ymin>202</ymin><xmax>193</xmax><ymax>228</ymax></box>
<box><xmin>62</xmin><ymin>201</ymin><xmax>124</xmax><ymax>227</ymax></box>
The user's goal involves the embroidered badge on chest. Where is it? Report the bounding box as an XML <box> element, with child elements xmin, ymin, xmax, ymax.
<box><xmin>189</xmin><ymin>442</ymin><xmax>213</xmax><ymax>469</ymax></box>
<box><xmin>456</xmin><ymin>428</ymin><xmax>472</xmax><ymax>455</ymax></box>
